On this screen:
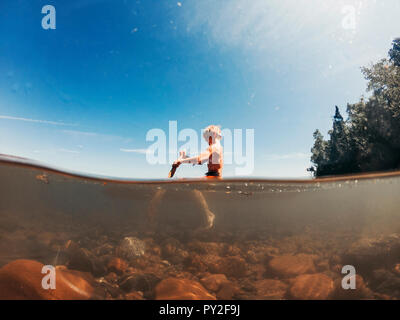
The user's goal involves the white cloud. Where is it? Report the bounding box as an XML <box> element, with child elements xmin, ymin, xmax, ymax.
<box><xmin>62</xmin><ymin>129</ymin><xmax>99</xmax><ymax>137</ymax></box>
<box><xmin>186</xmin><ymin>0</ymin><xmax>342</xmax><ymax>49</ymax></box>
<box><xmin>264</xmin><ymin>152</ymin><xmax>309</xmax><ymax>161</ymax></box>
<box><xmin>184</xmin><ymin>0</ymin><xmax>400</xmax><ymax>73</ymax></box>
<box><xmin>120</xmin><ymin>148</ymin><xmax>148</xmax><ymax>154</ymax></box>
<box><xmin>0</xmin><ymin>115</ymin><xmax>76</xmax><ymax>126</ymax></box>
<box><xmin>120</xmin><ymin>148</ymin><xmax>185</xmax><ymax>155</ymax></box>
<box><xmin>62</xmin><ymin>129</ymin><xmax>130</xmax><ymax>142</ymax></box>
<box><xmin>58</xmin><ymin>148</ymin><xmax>80</xmax><ymax>154</ymax></box>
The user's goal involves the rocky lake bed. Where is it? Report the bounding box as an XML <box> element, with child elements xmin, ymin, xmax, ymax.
<box><xmin>1</xmin><ymin>226</ymin><xmax>400</xmax><ymax>300</ymax></box>
<box><xmin>1</xmin><ymin>161</ymin><xmax>400</xmax><ymax>300</ymax></box>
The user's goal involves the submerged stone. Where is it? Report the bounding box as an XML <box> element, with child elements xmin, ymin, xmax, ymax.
<box><xmin>0</xmin><ymin>259</ymin><xmax>96</xmax><ymax>300</ymax></box>
<box><xmin>200</xmin><ymin>274</ymin><xmax>229</xmax><ymax>292</ymax></box>
<box><xmin>254</xmin><ymin>279</ymin><xmax>288</xmax><ymax>300</ymax></box>
<box><xmin>117</xmin><ymin>237</ymin><xmax>146</xmax><ymax>260</ymax></box>
<box><xmin>119</xmin><ymin>272</ymin><xmax>161</xmax><ymax>298</ymax></box>
<box><xmin>107</xmin><ymin>257</ymin><xmax>128</xmax><ymax>275</ymax></box>
<box><xmin>370</xmin><ymin>269</ymin><xmax>400</xmax><ymax>298</ymax></box>
<box><xmin>211</xmin><ymin>256</ymin><xmax>248</xmax><ymax>278</ymax></box>
<box><xmin>289</xmin><ymin>273</ymin><xmax>334</xmax><ymax>300</ymax></box>
<box><xmin>332</xmin><ymin>274</ymin><xmax>374</xmax><ymax>299</ymax></box>
<box><xmin>155</xmin><ymin>278</ymin><xmax>216</xmax><ymax>300</ymax></box>
<box><xmin>65</xmin><ymin>240</ymin><xmax>107</xmax><ymax>277</ymax></box>
<box><xmin>216</xmin><ymin>281</ymin><xmax>239</xmax><ymax>300</ymax></box>
<box><xmin>342</xmin><ymin>234</ymin><xmax>400</xmax><ymax>274</ymax></box>
<box><xmin>268</xmin><ymin>254</ymin><xmax>316</xmax><ymax>277</ymax></box>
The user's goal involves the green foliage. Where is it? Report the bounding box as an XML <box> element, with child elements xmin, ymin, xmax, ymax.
<box><xmin>389</xmin><ymin>38</ymin><xmax>400</xmax><ymax>67</ymax></box>
<box><xmin>310</xmin><ymin>41</ymin><xmax>400</xmax><ymax>177</ymax></box>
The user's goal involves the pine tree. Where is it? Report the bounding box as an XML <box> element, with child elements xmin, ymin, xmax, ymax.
<box><xmin>389</xmin><ymin>38</ymin><xmax>400</xmax><ymax>67</ymax></box>
<box><xmin>328</xmin><ymin>106</ymin><xmax>346</xmax><ymax>164</ymax></box>
<box><xmin>310</xmin><ymin>129</ymin><xmax>328</xmax><ymax>175</ymax></box>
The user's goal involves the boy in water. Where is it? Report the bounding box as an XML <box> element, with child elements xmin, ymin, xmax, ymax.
<box><xmin>170</xmin><ymin>125</ymin><xmax>224</xmax><ymax>178</ymax></box>
<box><xmin>148</xmin><ymin>125</ymin><xmax>223</xmax><ymax>230</ymax></box>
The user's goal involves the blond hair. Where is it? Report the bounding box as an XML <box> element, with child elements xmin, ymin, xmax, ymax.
<box><xmin>203</xmin><ymin>125</ymin><xmax>222</xmax><ymax>142</ymax></box>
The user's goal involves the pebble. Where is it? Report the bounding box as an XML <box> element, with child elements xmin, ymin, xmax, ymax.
<box><xmin>200</xmin><ymin>274</ymin><xmax>229</xmax><ymax>292</ymax></box>
<box><xmin>107</xmin><ymin>257</ymin><xmax>128</xmax><ymax>275</ymax></box>
<box><xmin>105</xmin><ymin>272</ymin><xmax>118</xmax><ymax>283</ymax></box>
<box><xmin>116</xmin><ymin>237</ymin><xmax>146</xmax><ymax>260</ymax></box>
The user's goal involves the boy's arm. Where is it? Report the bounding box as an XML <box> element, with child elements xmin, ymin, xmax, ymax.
<box><xmin>197</xmin><ymin>150</ymin><xmax>211</xmax><ymax>164</ymax></box>
<box><xmin>177</xmin><ymin>156</ymin><xmax>199</xmax><ymax>165</ymax></box>
<box><xmin>175</xmin><ymin>150</ymin><xmax>210</xmax><ymax>165</ymax></box>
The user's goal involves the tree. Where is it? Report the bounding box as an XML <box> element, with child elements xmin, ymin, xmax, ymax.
<box><xmin>389</xmin><ymin>38</ymin><xmax>400</xmax><ymax>67</ymax></box>
<box><xmin>328</xmin><ymin>106</ymin><xmax>346</xmax><ymax>163</ymax></box>
<box><xmin>310</xmin><ymin>107</ymin><xmax>357</xmax><ymax>176</ymax></box>
<box><xmin>310</xmin><ymin>129</ymin><xmax>328</xmax><ymax>176</ymax></box>
<box><xmin>310</xmin><ymin>39</ymin><xmax>400</xmax><ymax>177</ymax></box>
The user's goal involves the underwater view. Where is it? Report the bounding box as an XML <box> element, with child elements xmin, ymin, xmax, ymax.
<box><xmin>1</xmin><ymin>154</ymin><xmax>400</xmax><ymax>300</ymax></box>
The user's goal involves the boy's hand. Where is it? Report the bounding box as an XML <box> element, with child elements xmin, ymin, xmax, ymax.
<box><xmin>168</xmin><ymin>161</ymin><xmax>180</xmax><ymax>178</ymax></box>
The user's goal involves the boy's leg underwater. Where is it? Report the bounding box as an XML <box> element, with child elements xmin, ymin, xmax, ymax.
<box><xmin>146</xmin><ymin>188</ymin><xmax>166</xmax><ymax>227</ymax></box>
<box><xmin>192</xmin><ymin>189</ymin><xmax>215</xmax><ymax>230</ymax></box>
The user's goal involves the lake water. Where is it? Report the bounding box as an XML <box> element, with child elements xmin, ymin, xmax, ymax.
<box><xmin>1</xmin><ymin>155</ymin><xmax>400</xmax><ymax>300</ymax></box>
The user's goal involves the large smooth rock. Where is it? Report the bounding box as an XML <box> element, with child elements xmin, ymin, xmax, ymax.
<box><xmin>155</xmin><ymin>278</ymin><xmax>216</xmax><ymax>300</ymax></box>
<box><xmin>0</xmin><ymin>259</ymin><xmax>95</xmax><ymax>300</ymax></box>
<box><xmin>289</xmin><ymin>273</ymin><xmax>334</xmax><ymax>300</ymax></box>
<box><xmin>268</xmin><ymin>254</ymin><xmax>316</xmax><ymax>277</ymax></box>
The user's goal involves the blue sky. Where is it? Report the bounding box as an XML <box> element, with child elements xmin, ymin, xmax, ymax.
<box><xmin>0</xmin><ymin>0</ymin><xmax>399</xmax><ymax>178</ymax></box>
